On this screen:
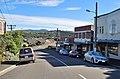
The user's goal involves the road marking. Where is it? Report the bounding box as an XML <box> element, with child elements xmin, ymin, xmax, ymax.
<box><xmin>78</xmin><ymin>74</ymin><xmax>87</xmax><ymax>79</ymax></box>
<box><xmin>38</xmin><ymin>56</ymin><xmax>52</xmax><ymax>58</ymax></box>
<box><xmin>0</xmin><ymin>65</ymin><xmax>17</xmax><ymax>76</ymax></box>
<box><xmin>51</xmin><ymin>56</ymin><xmax>70</xmax><ymax>68</ymax></box>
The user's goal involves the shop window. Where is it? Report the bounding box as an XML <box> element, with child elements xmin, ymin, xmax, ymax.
<box><xmin>82</xmin><ymin>32</ymin><xmax>86</xmax><ymax>39</ymax></box>
<box><xmin>100</xmin><ymin>27</ymin><xmax>102</xmax><ymax>34</ymax></box>
<box><xmin>108</xmin><ymin>44</ymin><xmax>118</xmax><ymax>55</ymax></box>
<box><xmin>109</xmin><ymin>20</ymin><xmax>117</xmax><ymax>34</ymax></box>
<box><xmin>74</xmin><ymin>33</ymin><xmax>78</xmax><ymax>38</ymax></box>
<box><xmin>101</xmin><ymin>26</ymin><xmax>104</xmax><ymax>34</ymax></box>
<box><xmin>98</xmin><ymin>26</ymin><xmax>104</xmax><ymax>34</ymax></box>
<box><xmin>79</xmin><ymin>33</ymin><xmax>81</xmax><ymax>38</ymax></box>
<box><xmin>82</xmin><ymin>46</ymin><xmax>87</xmax><ymax>52</ymax></box>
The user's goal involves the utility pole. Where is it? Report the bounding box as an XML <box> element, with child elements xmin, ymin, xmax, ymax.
<box><xmin>56</xmin><ymin>28</ymin><xmax>59</xmax><ymax>47</ymax></box>
<box><xmin>7</xmin><ymin>25</ymin><xmax>16</xmax><ymax>31</ymax></box>
<box><xmin>86</xmin><ymin>2</ymin><xmax>98</xmax><ymax>52</ymax></box>
<box><xmin>94</xmin><ymin>2</ymin><xmax>98</xmax><ymax>52</ymax></box>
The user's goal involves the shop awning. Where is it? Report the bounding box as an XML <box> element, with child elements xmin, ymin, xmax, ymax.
<box><xmin>97</xmin><ymin>39</ymin><xmax>120</xmax><ymax>43</ymax></box>
<box><xmin>74</xmin><ymin>41</ymin><xmax>94</xmax><ymax>45</ymax></box>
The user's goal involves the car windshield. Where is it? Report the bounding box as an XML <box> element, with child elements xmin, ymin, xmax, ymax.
<box><xmin>92</xmin><ymin>52</ymin><xmax>103</xmax><ymax>56</ymax></box>
<box><xmin>20</xmin><ymin>48</ymin><xmax>32</xmax><ymax>54</ymax></box>
<box><xmin>63</xmin><ymin>49</ymin><xmax>67</xmax><ymax>51</ymax></box>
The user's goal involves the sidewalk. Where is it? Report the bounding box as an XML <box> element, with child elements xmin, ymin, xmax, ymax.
<box><xmin>0</xmin><ymin>65</ymin><xmax>11</xmax><ymax>71</ymax></box>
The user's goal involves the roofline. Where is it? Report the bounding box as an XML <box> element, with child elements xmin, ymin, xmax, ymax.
<box><xmin>97</xmin><ymin>8</ymin><xmax>120</xmax><ymax>18</ymax></box>
<box><xmin>75</xmin><ymin>24</ymin><xmax>93</xmax><ymax>28</ymax></box>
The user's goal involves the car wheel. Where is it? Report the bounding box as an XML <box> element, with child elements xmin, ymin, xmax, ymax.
<box><xmin>91</xmin><ymin>58</ymin><xmax>94</xmax><ymax>64</ymax></box>
<box><xmin>30</xmin><ymin>61</ymin><xmax>32</xmax><ymax>63</ymax></box>
<box><xmin>32</xmin><ymin>60</ymin><xmax>35</xmax><ymax>63</ymax></box>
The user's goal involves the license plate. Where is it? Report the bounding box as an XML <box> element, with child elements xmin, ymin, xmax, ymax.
<box><xmin>102</xmin><ymin>61</ymin><xmax>105</xmax><ymax>62</ymax></box>
<box><xmin>25</xmin><ymin>56</ymin><xmax>28</xmax><ymax>58</ymax></box>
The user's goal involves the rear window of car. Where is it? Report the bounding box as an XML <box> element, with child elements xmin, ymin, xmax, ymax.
<box><xmin>72</xmin><ymin>51</ymin><xmax>78</xmax><ymax>53</ymax></box>
<box><xmin>20</xmin><ymin>48</ymin><xmax>32</xmax><ymax>54</ymax></box>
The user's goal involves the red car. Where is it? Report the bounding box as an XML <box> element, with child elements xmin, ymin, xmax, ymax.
<box><xmin>69</xmin><ymin>50</ymin><xmax>81</xmax><ymax>58</ymax></box>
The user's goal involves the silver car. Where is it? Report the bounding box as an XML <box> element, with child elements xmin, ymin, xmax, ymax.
<box><xmin>19</xmin><ymin>47</ymin><xmax>36</xmax><ymax>63</ymax></box>
<box><xmin>84</xmin><ymin>51</ymin><xmax>108</xmax><ymax>64</ymax></box>
<box><xmin>59</xmin><ymin>48</ymin><xmax>68</xmax><ymax>55</ymax></box>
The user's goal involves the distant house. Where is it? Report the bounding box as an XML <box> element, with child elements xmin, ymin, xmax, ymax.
<box><xmin>27</xmin><ymin>38</ymin><xmax>46</xmax><ymax>45</ymax></box>
<box><xmin>97</xmin><ymin>8</ymin><xmax>120</xmax><ymax>60</ymax></box>
<box><xmin>45</xmin><ymin>39</ymin><xmax>55</xmax><ymax>44</ymax></box>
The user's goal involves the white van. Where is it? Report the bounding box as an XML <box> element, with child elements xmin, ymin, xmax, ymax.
<box><xmin>19</xmin><ymin>47</ymin><xmax>36</xmax><ymax>63</ymax></box>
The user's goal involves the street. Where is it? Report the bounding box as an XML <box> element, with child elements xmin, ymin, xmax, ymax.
<box><xmin>1</xmin><ymin>46</ymin><xmax>120</xmax><ymax>79</ymax></box>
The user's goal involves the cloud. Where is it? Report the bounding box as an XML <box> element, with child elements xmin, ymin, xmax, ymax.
<box><xmin>4</xmin><ymin>14</ymin><xmax>91</xmax><ymax>31</ymax></box>
<box><xmin>38</xmin><ymin>0</ymin><xmax>64</xmax><ymax>6</ymax></box>
<box><xmin>65</xmin><ymin>7</ymin><xmax>81</xmax><ymax>11</ymax></box>
<box><xmin>3</xmin><ymin>0</ymin><xmax>64</xmax><ymax>7</ymax></box>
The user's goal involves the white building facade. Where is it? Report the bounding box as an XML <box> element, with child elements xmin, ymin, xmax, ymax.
<box><xmin>97</xmin><ymin>9</ymin><xmax>120</xmax><ymax>60</ymax></box>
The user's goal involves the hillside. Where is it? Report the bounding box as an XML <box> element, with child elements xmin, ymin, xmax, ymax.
<box><xmin>22</xmin><ymin>29</ymin><xmax>74</xmax><ymax>39</ymax></box>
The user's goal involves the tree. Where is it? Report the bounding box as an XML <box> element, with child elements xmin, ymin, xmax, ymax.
<box><xmin>5</xmin><ymin>40</ymin><xmax>18</xmax><ymax>55</ymax></box>
<box><xmin>0</xmin><ymin>30</ymin><xmax>24</xmax><ymax>55</ymax></box>
<box><xmin>12</xmin><ymin>30</ymin><xmax>24</xmax><ymax>49</ymax></box>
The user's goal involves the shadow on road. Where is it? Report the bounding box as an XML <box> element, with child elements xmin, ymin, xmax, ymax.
<box><xmin>1</xmin><ymin>60</ymin><xmax>33</xmax><ymax>66</ymax></box>
<box><xmin>35</xmin><ymin>48</ymin><xmax>120</xmax><ymax>79</ymax></box>
<box><xmin>104</xmin><ymin>69</ymin><xmax>120</xmax><ymax>79</ymax></box>
<box><xmin>1</xmin><ymin>61</ymin><xmax>19</xmax><ymax>65</ymax></box>
<box><xmin>34</xmin><ymin>48</ymin><xmax>113</xmax><ymax>68</ymax></box>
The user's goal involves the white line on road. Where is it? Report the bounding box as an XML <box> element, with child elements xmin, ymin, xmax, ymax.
<box><xmin>0</xmin><ymin>65</ymin><xmax>17</xmax><ymax>76</ymax></box>
<box><xmin>78</xmin><ymin>74</ymin><xmax>87</xmax><ymax>79</ymax></box>
<box><xmin>51</xmin><ymin>56</ymin><xmax>70</xmax><ymax>68</ymax></box>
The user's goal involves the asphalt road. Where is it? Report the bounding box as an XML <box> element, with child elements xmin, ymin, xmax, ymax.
<box><xmin>1</xmin><ymin>46</ymin><xmax>120</xmax><ymax>79</ymax></box>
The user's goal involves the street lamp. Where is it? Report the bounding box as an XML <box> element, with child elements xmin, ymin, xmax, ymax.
<box><xmin>86</xmin><ymin>2</ymin><xmax>98</xmax><ymax>52</ymax></box>
<box><xmin>86</xmin><ymin>10</ymin><xmax>95</xmax><ymax>13</ymax></box>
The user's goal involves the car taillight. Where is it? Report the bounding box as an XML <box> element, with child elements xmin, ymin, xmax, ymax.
<box><xmin>32</xmin><ymin>54</ymin><xmax>35</xmax><ymax>57</ymax></box>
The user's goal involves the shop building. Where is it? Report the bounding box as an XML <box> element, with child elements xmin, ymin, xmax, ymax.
<box><xmin>97</xmin><ymin>8</ymin><xmax>120</xmax><ymax>60</ymax></box>
<box><xmin>74</xmin><ymin>25</ymin><xmax>94</xmax><ymax>56</ymax></box>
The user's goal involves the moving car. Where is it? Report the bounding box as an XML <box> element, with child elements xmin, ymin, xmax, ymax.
<box><xmin>59</xmin><ymin>48</ymin><xmax>68</xmax><ymax>55</ymax></box>
<box><xmin>19</xmin><ymin>47</ymin><xmax>36</xmax><ymax>63</ymax></box>
<box><xmin>69</xmin><ymin>50</ymin><xmax>81</xmax><ymax>58</ymax></box>
<box><xmin>84</xmin><ymin>51</ymin><xmax>108</xmax><ymax>64</ymax></box>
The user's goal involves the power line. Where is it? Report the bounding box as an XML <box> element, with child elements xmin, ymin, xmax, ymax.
<box><xmin>3</xmin><ymin>0</ymin><xmax>13</xmax><ymax>24</ymax></box>
<box><xmin>0</xmin><ymin>9</ymin><xmax>4</xmax><ymax>18</ymax></box>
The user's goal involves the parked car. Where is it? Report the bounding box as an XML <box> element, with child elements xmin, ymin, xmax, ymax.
<box><xmin>59</xmin><ymin>48</ymin><xmax>68</xmax><ymax>55</ymax></box>
<box><xmin>19</xmin><ymin>47</ymin><xmax>36</xmax><ymax>63</ymax></box>
<box><xmin>69</xmin><ymin>50</ymin><xmax>81</xmax><ymax>58</ymax></box>
<box><xmin>56</xmin><ymin>46</ymin><xmax>62</xmax><ymax>52</ymax></box>
<box><xmin>84</xmin><ymin>51</ymin><xmax>108</xmax><ymax>64</ymax></box>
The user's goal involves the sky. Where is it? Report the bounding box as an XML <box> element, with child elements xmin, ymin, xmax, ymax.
<box><xmin>0</xmin><ymin>0</ymin><xmax>120</xmax><ymax>31</ymax></box>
